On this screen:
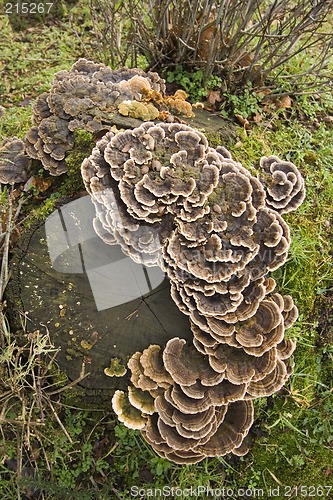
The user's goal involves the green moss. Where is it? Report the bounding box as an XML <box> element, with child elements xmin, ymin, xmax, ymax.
<box><xmin>206</xmin><ymin>132</ymin><xmax>224</xmax><ymax>149</ymax></box>
<box><xmin>242</xmin><ymin>426</ymin><xmax>332</xmax><ymax>492</ymax></box>
<box><xmin>23</xmin><ymin>192</ymin><xmax>60</xmax><ymax>229</ymax></box>
<box><xmin>174</xmin><ymin>164</ymin><xmax>200</xmax><ymax>181</ymax></box>
<box><xmin>0</xmin><ymin>105</ymin><xmax>33</xmax><ymax>140</ymax></box>
<box><xmin>237</xmin><ymin>342</ymin><xmax>333</xmax><ymax>492</ymax></box>
<box><xmin>61</xmin><ymin>129</ymin><xmax>95</xmax><ymax>195</ymax></box>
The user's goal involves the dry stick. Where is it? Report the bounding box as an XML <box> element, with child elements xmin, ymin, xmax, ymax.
<box><xmin>203</xmin><ymin>2</ymin><xmax>227</xmax><ymax>81</ymax></box>
<box><xmin>16</xmin><ymin>427</ymin><xmax>23</xmax><ymax>500</ymax></box>
<box><xmin>40</xmin><ymin>349</ymin><xmax>60</xmax><ymax>378</ymax></box>
<box><xmin>262</xmin><ymin>34</ymin><xmax>326</xmax><ymax>79</ymax></box>
<box><xmin>155</xmin><ymin>0</ymin><xmax>174</xmax><ymax>40</ymax></box>
<box><xmin>34</xmin><ymin>354</ymin><xmax>45</xmax><ymax>421</ymax></box>
<box><xmin>243</xmin><ymin>1</ymin><xmax>281</xmax><ymax>82</ymax></box>
<box><xmin>16</xmin><ymin>397</ymin><xmax>26</xmax><ymax>482</ymax></box>
<box><xmin>38</xmin><ymin>435</ymin><xmax>51</xmax><ymax>472</ymax></box>
<box><xmin>0</xmin><ymin>197</ymin><xmax>12</xmax><ymax>301</ymax></box>
<box><xmin>183</xmin><ymin>0</ymin><xmax>203</xmax><ymax>54</ymax></box>
<box><xmin>1</xmin><ymin>418</ymin><xmax>44</xmax><ymax>426</ymax></box>
<box><xmin>46</xmin><ymin>398</ymin><xmax>73</xmax><ymax>444</ymax></box>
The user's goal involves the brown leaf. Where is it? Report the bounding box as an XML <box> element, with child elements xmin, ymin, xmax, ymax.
<box><xmin>207</xmin><ymin>90</ymin><xmax>222</xmax><ymax>106</ymax></box>
<box><xmin>276</xmin><ymin>95</ymin><xmax>292</xmax><ymax>109</ymax></box>
<box><xmin>24</xmin><ymin>176</ymin><xmax>52</xmax><ymax>192</ymax></box>
<box><xmin>253</xmin><ymin>112</ymin><xmax>263</xmax><ymax>123</ymax></box>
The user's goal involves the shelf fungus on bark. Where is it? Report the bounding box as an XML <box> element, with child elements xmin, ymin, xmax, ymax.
<box><xmin>103</xmin><ymin>122</ymin><xmax>221</xmax><ymax>224</ymax></box>
<box><xmin>79</xmin><ymin>119</ymin><xmax>304</xmax><ymax>464</ymax></box>
<box><xmin>259</xmin><ymin>155</ymin><xmax>306</xmax><ymax>214</ymax></box>
<box><xmin>81</xmin><ymin>131</ymin><xmax>164</xmax><ymax>265</ymax></box>
<box><xmin>0</xmin><ymin>137</ymin><xmax>31</xmax><ymax>184</ymax></box>
<box><xmin>3</xmin><ymin>60</ymin><xmax>306</xmax><ymax>465</ymax></box>
<box><xmin>23</xmin><ymin>59</ymin><xmax>193</xmax><ymax>175</ymax></box>
<box><xmin>111</xmin><ymin>338</ymin><xmax>255</xmax><ymax>463</ymax></box>
<box><xmin>112</xmin><ymin>390</ymin><xmax>148</xmax><ymax>430</ymax></box>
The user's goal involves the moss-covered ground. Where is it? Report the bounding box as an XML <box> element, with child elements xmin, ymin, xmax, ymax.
<box><xmin>0</xmin><ymin>4</ymin><xmax>332</xmax><ymax>499</ymax></box>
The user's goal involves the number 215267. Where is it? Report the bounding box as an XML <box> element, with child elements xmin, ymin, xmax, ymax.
<box><xmin>5</xmin><ymin>2</ymin><xmax>53</xmax><ymax>14</ymax></box>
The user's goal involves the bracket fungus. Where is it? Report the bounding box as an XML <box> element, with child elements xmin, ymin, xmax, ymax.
<box><xmin>0</xmin><ymin>137</ymin><xmax>31</xmax><ymax>184</ymax></box>
<box><xmin>113</xmin><ymin>342</ymin><xmax>254</xmax><ymax>463</ymax></box>
<box><xmin>102</xmin><ymin>121</ymin><xmax>220</xmax><ymax>224</ymax></box>
<box><xmin>81</xmin><ymin>130</ymin><xmax>164</xmax><ymax>266</ymax></box>
<box><xmin>23</xmin><ymin>59</ymin><xmax>193</xmax><ymax>175</ymax></box>
<box><xmin>259</xmin><ymin>155</ymin><xmax>306</xmax><ymax>214</ymax></box>
<box><xmin>98</xmin><ymin>120</ymin><xmax>305</xmax><ymax>463</ymax></box>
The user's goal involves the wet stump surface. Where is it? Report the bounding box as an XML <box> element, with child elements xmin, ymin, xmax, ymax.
<box><xmin>6</xmin><ymin>201</ymin><xmax>192</xmax><ymax>397</ymax></box>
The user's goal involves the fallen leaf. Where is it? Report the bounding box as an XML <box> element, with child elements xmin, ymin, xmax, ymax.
<box><xmin>278</xmin><ymin>95</ymin><xmax>292</xmax><ymax>109</ymax></box>
<box><xmin>253</xmin><ymin>112</ymin><xmax>263</xmax><ymax>123</ymax></box>
<box><xmin>24</xmin><ymin>176</ymin><xmax>52</xmax><ymax>192</ymax></box>
<box><xmin>207</xmin><ymin>90</ymin><xmax>222</xmax><ymax>106</ymax></box>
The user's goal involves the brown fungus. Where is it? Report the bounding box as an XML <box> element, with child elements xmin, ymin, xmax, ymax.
<box><xmin>103</xmin><ymin>122</ymin><xmax>220</xmax><ymax>224</ymax></box>
<box><xmin>163</xmin><ymin>338</ymin><xmax>224</xmax><ymax>387</ymax></box>
<box><xmin>0</xmin><ymin>137</ymin><xmax>31</xmax><ymax>184</ymax></box>
<box><xmin>259</xmin><ymin>155</ymin><xmax>306</xmax><ymax>214</ymax></box>
<box><xmin>81</xmin><ymin>131</ymin><xmax>164</xmax><ymax>265</ymax></box>
<box><xmin>140</xmin><ymin>400</ymin><xmax>253</xmax><ymax>464</ymax></box>
<box><xmin>112</xmin><ymin>390</ymin><xmax>148</xmax><ymax>430</ymax></box>
<box><xmin>24</xmin><ymin>59</ymin><xmax>169</xmax><ymax>174</ymax></box>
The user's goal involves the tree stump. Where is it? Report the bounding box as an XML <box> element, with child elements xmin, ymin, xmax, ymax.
<box><xmin>7</xmin><ymin>195</ymin><xmax>194</xmax><ymax>398</ymax></box>
<box><xmin>6</xmin><ymin>110</ymin><xmax>239</xmax><ymax>398</ymax></box>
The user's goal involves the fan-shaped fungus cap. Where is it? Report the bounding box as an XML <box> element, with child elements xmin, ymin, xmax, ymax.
<box><xmin>163</xmin><ymin>338</ymin><xmax>224</xmax><ymax>387</ymax></box>
<box><xmin>128</xmin><ymin>386</ymin><xmax>155</xmax><ymax>415</ymax></box>
<box><xmin>103</xmin><ymin>122</ymin><xmax>220</xmax><ymax>224</ymax></box>
<box><xmin>128</xmin><ymin>352</ymin><xmax>159</xmax><ymax>392</ymax></box>
<box><xmin>128</xmin><ymin>346</ymin><xmax>173</xmax><ymax>393</ymax></box>
<box><xmin>139</xmin><ymin>345</ymin><xmax>174</xmax><ymax>388</ymax></box>
<box><xmin>25</xmin><ymin>116</ymin><xmax>73</xmax><ymax>176</ymax></box>
<box><xmin>246</xmin><ymin>357</ymin><xmax>288</xmax><ymax>398</ymax></box>
<box><xmin>81</xmin><ymin>131</ymin><xmax>163</xmax><ymax>265</ymax></box>
<box><xmin>259</xmin><ymin>155</ymin><xmax>306</xmax><ymax>214</ymax></box>
<box><xmin>31</xmin><ymin>92</ymin><xmax>52</xmax><ymax>123</ymax></box>
<box><xmin>118</xmin><ymin>100</ymin><xmax>160</xmax><ymax>121</ymax></box>
<box><xmin>141</xmin><ymin>414</ymin><xmax>206</xmax><ymax>464</ymax></box>
<box><xmin>207</xmin><ymin>343</ymin><xmax>278</xmax><ymax>385</ymax></box>
<box><xmin>24</xmin><ymin>59</ymin><xmax>169</xmax><ymax>175</ymax></box>
<box><xmin>103</xmin><ymin>357</ymin><xmax>127</xmax><ymax>377</ymax></box>
<box><xmin>0</xmin><ymin>137</ymin><xmax>30</xmax><ymax>184</ymax></box>
<box><xmin>197</xmin><ymin>400</ymin><xmax>254</xmax><ymax>457</ymax></box>
<box><xmin>112</xmin><ymin>390</ymin><xmax>148</xmax><ymax>429</ymax></box>
<box><xmin>164</xmin><ymin>90</ymin><xmax>195</xmax><ymax>117</ymax></box>
<box><xmin>140</xmin><ymin>400</ymin><xmax>253</xmax><ymax>464</ymax></box>
<box><xmin>155</xmin><ymin>394</ymin><xmax>217</xmax><ymax>434</ymax></box>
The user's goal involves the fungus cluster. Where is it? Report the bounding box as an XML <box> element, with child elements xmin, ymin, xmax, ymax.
<box><xmin>80</xmin><ymin>120</ymin><xmax>305</xmax><ymax>464</ymax></box>
<box><xmin>259</xmin><ymin>155</ymin><xmax>306</xmax><ymax>214</ymax></box>
<box><xmin>81</xmin><ymin>130</ymin><xmax>164</xmax><ymax>266</ymax></box>
<box><xmin>23</xmin><ymin>59</ymin><xmax>193</xmax><ymax>176</ymax></box>
<box><xmin>0</xmin><ymin>137</ymin><xmax>31</xmax><ymax>185</ymax></box>
<box><xmin>3</xmin><ymin>58</ymin><xmax>305</xmax><ymax>464</ymax></box>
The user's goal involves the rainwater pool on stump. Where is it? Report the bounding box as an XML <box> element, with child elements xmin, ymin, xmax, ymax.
<box><xmin>7</xmin><ymin>195</ymin><xmax>193</xmax><ymax>395</ymax></box>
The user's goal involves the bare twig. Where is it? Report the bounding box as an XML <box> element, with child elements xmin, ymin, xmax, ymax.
<box><xmin>87</xmin><ymin>0</ymin><xmax>333</xmax><ymax>93</ymax></box>
<box><xmin>46</xmin><ymin>399</ymin><xmax>74</xmax><ymax>444</ymax></box>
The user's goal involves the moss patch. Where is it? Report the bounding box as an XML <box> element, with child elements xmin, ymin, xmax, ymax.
<box><xmin>60</xmin><ymin>129</ymin><xmax>95</xmax><ymax>195</ymax></box>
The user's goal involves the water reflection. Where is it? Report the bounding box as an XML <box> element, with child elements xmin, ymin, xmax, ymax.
<box><xmin>45</xmin><ymin>194</ymin><xmax>165</xmax><ymax>311</ymax></box>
